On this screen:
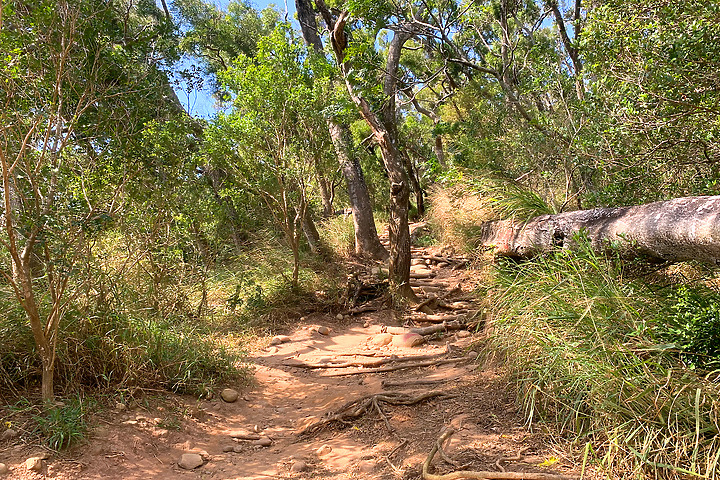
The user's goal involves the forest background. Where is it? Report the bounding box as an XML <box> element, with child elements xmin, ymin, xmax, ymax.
<box><xmin>1</xmin><ymin>0</ymin><xmax>720</xmax><ymax>477</ymax></box>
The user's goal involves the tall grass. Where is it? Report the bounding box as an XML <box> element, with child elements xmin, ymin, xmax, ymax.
<box><xmin>486</xmin><ymin>243</ymin><xmax>720</xmax><ymax>479</ymax></box>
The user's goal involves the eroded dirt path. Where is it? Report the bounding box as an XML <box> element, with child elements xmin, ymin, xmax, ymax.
<box><xmin>2</xmin><ymin>229</ymin><xmax>583</xmax><ymax>480</ymax></box>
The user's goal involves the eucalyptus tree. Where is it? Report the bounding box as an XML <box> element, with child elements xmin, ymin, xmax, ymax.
<box><xmin>295</xmin><ymin>0</ymin><xmax>388</xmax><ymax>260</ymax></box>
<box><xmin>205</xmin><ymin>26</ymin><xmax>332</xmax><ymax>287</ymax></box>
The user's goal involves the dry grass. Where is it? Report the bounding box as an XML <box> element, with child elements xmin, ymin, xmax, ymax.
<box><xmin>426</xmin><ymin>183</ymin><xmax>495</xmax><ymax>252</ymax></box>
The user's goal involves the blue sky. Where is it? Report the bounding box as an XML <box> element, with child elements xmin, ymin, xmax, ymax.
<box><xmin>172</xmin><ymin>0</ymin><xmax>297</xmax><ymax>118</ymax></box>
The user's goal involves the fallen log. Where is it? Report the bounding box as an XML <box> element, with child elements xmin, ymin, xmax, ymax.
<box><xmin>407</xmin><ymin>313</ymin><xmax>467</xmax><ymax>324</ymax></box>
<box><xmin>282</xmin><ymin>351</ymin><xmax>450</xmax><ymax>369</ymax></box>
<box><xmin>477</xmin><ymin>196</ymin><xmax>720</xmax><ymax>264</ymax></box>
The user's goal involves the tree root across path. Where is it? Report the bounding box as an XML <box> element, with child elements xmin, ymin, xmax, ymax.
<box><xmin>282</xmin><ymin>350</ymin><xmax>451</xmax><ymax>369</ymax></box>
<box><xmin>299</xmin><ymin>391</ymin><xmax>456</xmax><ymax>436</ymax></box>
<box><xmin>423</xmin><ymin>429</ymin><xmax>577</xmax><ymax>480</ymax></box>
<box><xmin>321</xmin><ymin>352</ymin><xmax>476</xmax><ymax>377</ymax></box>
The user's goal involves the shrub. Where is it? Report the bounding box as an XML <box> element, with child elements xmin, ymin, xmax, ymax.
<box><xmin>659</xmin><ymin>286</ymin><xmax>720</xmax><ymax>368</ymax></box>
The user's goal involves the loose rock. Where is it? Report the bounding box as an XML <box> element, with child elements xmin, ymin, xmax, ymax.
<box><xmin>316</xmin><ymin>444</ymin><xmax>332</xmax><ymax>456</ymax></box>
<box><xmin>317</xmin><ymin>326</ymin><xmax>331</xmax><ymax>335</ymax></box>
<box><xmin>25</xmin><ymin>457</ymin><xmax>43</xmax><ymax>472</ymax></box>
<box><xmin>221</xmin><ymin>388</ymin><xmax>239</xmax><ymax>403</ymax></box>
<box><xmin>0</xmin><ymin>463</ymin><xmax>8</xmax><ymax>474</ymax></box>
<box><xmin>1</xmin><ymin>429</ymin><xmax>17</xmax><ymax>441</ymax></box>
<box><xmin>270</xmin><ymin>335</ymin><xmax>291</xmax><ymax>346</ymax></box>
<box><xmin>456</xmin><ymin>330</ymin><xmax>471</xmax><ymax>338</ymax></box>
<box><xmin>358</xmin><ymin>460</ymin><xmax>375</xmax><ymax>473</ymax></box>
<box><xmin>222</xmin><ymin>445</ymin><xmax>235</xmax><ymax>453</ymax></box>
<box><xmin>371</xmin><ymin>333</ymin><xmax>393</xmax><ymax>346</ymax></box>
<box><xmin>290</xmin><ymin>460</ymin><xmax>308</xmax><ymax>472</ymax></box>
<box><xmin>392</xmin><ymin>332</ymin><xmax>425</xmax><ymax>347</ymax></box>
<box><xmin>252</xmin><ymin>437</ymin><xmax>272</xmax><ymax>447</ymax></box>
<box><xmin>179</xmin><ymin>453</ymin><xmax>204</xmax><ymax>470</ymax></box>
<box><xmin>336</xmin><ymin>313</ymin><xmax>344</xmax><ymax>320</ymax></box>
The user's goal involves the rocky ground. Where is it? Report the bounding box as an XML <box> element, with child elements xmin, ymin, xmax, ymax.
<box><xmin>0</xmin><ymin>229</ymin><xmax>592</xmax><ymax>480</ymax></box>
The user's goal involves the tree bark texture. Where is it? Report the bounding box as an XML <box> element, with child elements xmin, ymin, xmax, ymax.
<box><xmin>324</xmin><ymin>9</ymin><xmax>415</xmax><ymax>299</ymax></box>
<box><xmin>477</xmin><ymin>196</ymin><xmax>720</xmax><ymax>264</ymax></box>
<box><xmin>294</xmin><ymin>0</ymin><xmax>388</xmax><ymax>260</ymax></box>
<box><xmin>328</xmin><ymin>122</ymin><xmax>389</xmax><ymax>259</ymax></box>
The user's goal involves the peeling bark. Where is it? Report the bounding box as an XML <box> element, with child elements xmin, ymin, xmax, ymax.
<box><xmin>477</xmin><ymin>196</ymin><xmax>720</xmax><ymax>264</ymax></box>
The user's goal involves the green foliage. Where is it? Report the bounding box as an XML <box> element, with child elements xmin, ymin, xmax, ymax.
<box><xmin>659</xmin><ymin>287</ymin><xmax>720</xmax><ymax>368</ymax></box>
<box><xmin>488</xmin><ymin>246</ymin><xmax>720</xmax><ymax>478</ymax></box>
<box><xmin>33</xmin><ymin>397</ymin><xmax>91</xmax><ymax>450</ymax></box>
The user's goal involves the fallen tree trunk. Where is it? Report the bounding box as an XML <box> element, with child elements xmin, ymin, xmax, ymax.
<box><xmin>478</xmin><ymin>196</ymin><xmax>720</xmax><ymax>264</ymax></box>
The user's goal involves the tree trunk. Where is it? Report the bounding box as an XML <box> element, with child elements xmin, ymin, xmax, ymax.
<box><xmin>328</xmin><ymin>121</ymin><xmax>389</xmax><ymax>259</ymax></box>
<box><xmin>302</xmin><ymin>207</ymin><xmax>323</xmax><ymax>253</ymax></box>
<box><xmin>294</xmin><ymin>0</ymin><xmax>388</xmax><ymax>260</ymax></box>
<box><xmin>324</xmin><ymin>10</ymin><xmax>416</xmax><ymax>300</ymax></box>
<box><xmin>476</xmin><ymin>196</ymin><xmax>720</xmax><ymax>264</ymax></box>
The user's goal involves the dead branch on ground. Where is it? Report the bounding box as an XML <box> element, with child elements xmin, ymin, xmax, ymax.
<box><xmin>283</xmin><ymin>350</ymin><xmax>450</xmax><ymax>369</ymax></box>
<box><xmin>423</xmin><ymin>429</ymin><xmax>577</xmax><ymax>480</ymax></box>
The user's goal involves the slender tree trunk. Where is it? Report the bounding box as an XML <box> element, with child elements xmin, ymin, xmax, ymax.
<box><xmin>328</xmin><ymin>122</ymin><xmax>389</xmax><ymax>259</ymax></box>
<box><xmin>302</xmin><ymin>207</ymin><xmax>323</xmax><ymax>253</ymax></box>
<box><xmin>294</xmin><ymin>0</ymin><xmax>388</xmax><ymax>260</ymax></box>
<box><xmin>326</xmin><ymin>10</ymin><xmax>416</xmax><ymax>299</ymax></box>
<box><xmin>477</xmin><ymin>196</ymin><xmax>720</xmax><ymax>264</ymax></box>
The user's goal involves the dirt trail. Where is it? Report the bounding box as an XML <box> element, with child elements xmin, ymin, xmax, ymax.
<box><xmin>1</xmin><ymin>227</ymin><xmax>583</xmax><ymax>480</ymax></box>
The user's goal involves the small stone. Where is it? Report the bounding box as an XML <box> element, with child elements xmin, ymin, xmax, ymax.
<box><xmin>25</xmin><ymin>457</ymin><xmax>43</xmax><ymax>472</ymax></box>
<box><xmin>152</xmin><ymin>428</ymin><xmax>169</xmax><ymax>438</ymax></box>
<box><xmin>392</xmin><ymin>332</ymin><xmax>425</xmax><ymax>347</ymax></box>
<box><xmin>0</xmin><ymin>463</ymin><xmax>8</xmax><ymax>474</ymax></box>
<box><xmin>221</xmin><ymin>388</ymin><xmax>239</xmax><ymax>403</ymax></box>
<box><xmin>252</xmin><ymin>437</ymin><xmax>272</xmax><ymax>447</ymax></box>
<box><xmin>466</xmin><ymin>350</ymin><xmax>479</xmax><ymax>359</ymax></box>
<box><xmin>222</xmin><ymin>445</ymin><xmax>235</xmax><ymax>453</ymax></box>
<box><xmin>290</xmin><ymin>460</ymin><xmax>308</xmax><ymax>472</ymax></box>
<box><xmin>114</xmin><ymin>402</ymin><xmax>127</xmax><ymax>412</ymax></box>
<box><xmin>317</xmin><ymin>326</ymin><xmax>331</xmax><ymax>336</ymax></box>
<box><xmin>371</xmin><ymin>333</ymin><xmax>393</xmax><ymax>346</ymax></box>
<box><xmin>456</xmin><ymin>330</ymin><xmax>471</xmax><ymax>338</ymax></box>
<box><xmin>358</xmin><ymin>460</ymin><xmax>375</xmax><ymax>473</ymax></box>
<box><xmin>179</xmin><ymin>453</ymin><xmax>204</xmax><ymax>470</ymax></box>
<box><xmin>316</xmin><ymin>444</ymin><xmax>332</xmax><ymax>456</ymax></box>
<box><xmin>336</xmin><ymin>313</ymin><xmax>343</xmax><ymax>320</ymax></box>
<box><xmin>232</xmin><ymin>445</ymin><xmax>243</xmax><ymax>453</ymax></box>
<box><xmin>270</xmin><ymin>335</ymin><xmax>291</xmax><ymax>345</ymax></box>
<box><xmin>363</xmin><ymin>321</ymin><xmax>371</xmax><ymax>328</ymax></box>
<box><xmin>1</xmin><ymin>429</ymin><xmax>17</xmax><ymax>441</ymax></box>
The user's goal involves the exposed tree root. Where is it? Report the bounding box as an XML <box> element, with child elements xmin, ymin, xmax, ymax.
<box><xmin>423</xmin><ymin>429</ymin><xmax>577</xmax><ymax>480</ymax></box>
<box><xmin>381</xmin><ymin>378</ymin><xmax>453</xmax><ymax>389</ymax></box>
<box><xmin>383</xmin><ymin>320</ymin><xmax>470</xmax><ymax>336</ymax></box>
<box><xmin>322</xmin><ymin>353</ymin><xmax>476</xmax><ymax>377</ymax></box>
<box><xmin>299</xmin><ymin>391</ymin><xmax>456</xmax><ymax>436</ymax></box>
<box><xmin>283</xmin><ymin>350</ymin><xmax>450</xmax><ymax>369</ymax></box>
